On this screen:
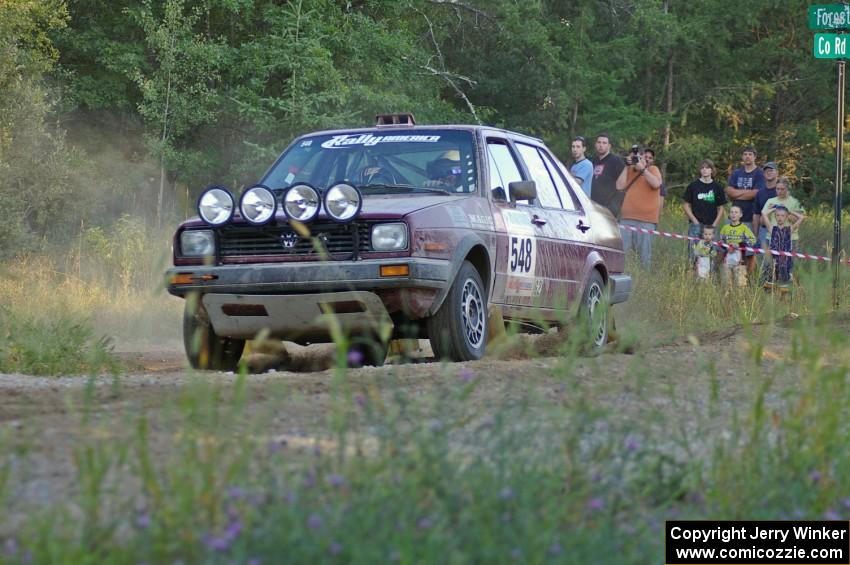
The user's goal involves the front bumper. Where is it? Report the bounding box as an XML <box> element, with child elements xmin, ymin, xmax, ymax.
<box><xmin>166</xmin><ymin>257</ymin><xmax>451</xmax><ymax>296</ymax></box>
<box><xmin>609</xmin><ymin>273</ymin><xmax>632</xmax><ymax>304</ymax></box>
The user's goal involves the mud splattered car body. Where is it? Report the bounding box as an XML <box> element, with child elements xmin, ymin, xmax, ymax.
<box><xmin>166</xmin><ymin>116</ymin><xmax>631</xmax><ymax>368</ymax></box>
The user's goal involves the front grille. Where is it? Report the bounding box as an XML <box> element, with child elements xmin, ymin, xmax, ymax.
<box><xmin>218</xmin><ymin>222</ymin><xmax>372</xmax><ymax>258</ymax></box>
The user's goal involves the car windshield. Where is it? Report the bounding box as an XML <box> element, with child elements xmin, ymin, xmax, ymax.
<box><xmin>262</xmin><ymin>129</ymin><xmax>478</xmax><ymax>195</ymax></box>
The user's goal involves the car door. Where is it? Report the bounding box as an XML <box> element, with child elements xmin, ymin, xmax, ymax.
<box><xmin>513</xmin><ymin>142</ymin><xmax>579</xmax><ymax>310</ymax></box>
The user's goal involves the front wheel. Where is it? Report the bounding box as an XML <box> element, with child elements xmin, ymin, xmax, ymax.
<box><xmin>183</xmin><ymin>297</ymin><xmax>245</xmax><ymax>371</ymax></box>
<box><xmin>579</xmin><ymin>270</ymin><xmax>609</xmax><ymax>348</ymax></box>
<box><xmin>427</xmin><ymin>261</ymin><xmax>488</xmax><ymax>361</ymax></box>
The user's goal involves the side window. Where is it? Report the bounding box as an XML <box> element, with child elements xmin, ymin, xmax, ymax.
<box><xmin>516</xmin><ymin>143</ymin><xmax>562</xmax><ymax>209</ymax></box>
<box><xmin>487</xmin><ymin>140</ymin><xmax>525</xmax><ymax>204</ymax></box>
<box><xmin>539</xmin><ymin>149</ymin><xmax>578</xmax><ymax>211</ymax></box>
<box><xmin>487</xmin><ymin>150</ymin><xmax>507</xmax><ymax>202</ymax></box>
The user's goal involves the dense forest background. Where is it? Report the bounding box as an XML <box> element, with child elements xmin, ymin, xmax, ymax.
<box><xmin>0</xmin><ymin>0</ymin><xmax>843</xmax><ymax>254</ymax></box>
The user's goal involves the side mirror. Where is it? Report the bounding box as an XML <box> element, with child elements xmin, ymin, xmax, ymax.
<box><xmin>509</xmin><ymin>180</ymin><xmax>537</xmax><ymax>202</ymax></box>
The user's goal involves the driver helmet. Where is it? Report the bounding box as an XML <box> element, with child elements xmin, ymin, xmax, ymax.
<box><xmin>426</xmin><ymin>149</ymin><xmax>463</xmax><ymax>182</ymax></box>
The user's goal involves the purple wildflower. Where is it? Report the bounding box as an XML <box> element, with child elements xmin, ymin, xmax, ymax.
<box><xmin>355</xmin><ymin>393</ymin><xmax>367</xmax><ymax>408</ymax></box>
<box><xmin>417</xmin><ymin>516</ymin><xmax>433</xmax><ymax>530</ymax></box>
<box><xmin>586</xmin><ymin>497</ymin><xmax>604</xmax><ymax>511</ymax></box>
<box><xmin>499</xmin><ymin>487</ymin><xmax>514</xmax><ymax>500</ymax></box>
<box><xmin>247</xmin><ymin>559</ymin><xmax>262</xmax><ymax>565</ymax></box>
<box><xmin>329</xmin><ymin>541</ymin><xmax>343</xmax><ymax>556</ymax></box>
<box><xmin>202</xmin><ymin>534</ymin><xmax>232</xmax><ymax>552</ymax></box>
<box><xmin>224</xmin><ymin>518</ymin><xmax>243</xmax><ymax>539</ymax></box>
<box><xmin>825</xmin><ymin>509</ymin><xmax>842</xmax><ymax>520</ymax></box>
<box><xmin>135</xmin><ymin>513</ymin><xmax>151</xmax><ymax>529</ymax></box>
<box><xmin>548</xmin><ymin>542</ymin><xmax>563</xmax><ymax>556</ymax></box>
<box><xmin>327</xmin><ymin>474</ymin><xmax>346</xmax><ymax>488</ymax></box>
<box><xmin>429</xmin><ymin>419</ymin><xmax>443</xmax><ymax>432</ymax></box>
<box><xmin>307</xmin><ymin>514</ymin><xmax>324</xmax><ymax>530</ymax></box>
<box><xmin>303</xmin><ymin>472</ymin><xmax>317</xmax><ymax>489</ymax></box>
<box><xmin>809</xmin><ymin>470</ymin><xmax>822</xmax><ymax>483</ymax></box>
<box><xmin>625</xmin><ymin>436</ymin><xmax>640</xmax><ymax>452</ymax></box>
<box><xmin>347</xmin><ymin>349</ymin><xmax>364</xmax><ymax>366</ymax></box>
<box><xmin>267</xmin><ymin>438</ymin><xmax>287</xmax><ymax>456</ymax></box>
<box><xmin>227</xmin><ymin>486</ymin><xmax>247</xmax><ymax>500</ymax></box>
<box><xmin>3</xmin><ymin>538</ymin><xmax>17</xmax><ymax>557</ymax></box>
<box><xmin>458</xmin><ymin>368</ymin><xmax>474</xmax><ymax>382</ymax></box>
<box><xmin>841</xmin><ymin>498</ymin><xmax>850</xmax><ymax>510</ymax></box>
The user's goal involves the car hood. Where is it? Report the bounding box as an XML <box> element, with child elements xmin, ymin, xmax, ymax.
<box><xmin>357</xmin><ymin>192</ymin><xmax>470</xmax><ymax>219</ymax></box>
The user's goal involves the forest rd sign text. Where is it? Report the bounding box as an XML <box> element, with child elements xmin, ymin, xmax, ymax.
<box><xmin>814</xmin><ymin>33</ymin><xmax>849</xmax><ymax>58</ymax></box>
<box><xmin>809</xmin><ymin>4</ymin><xmax>850</xmax><ymax>30</ymax></box>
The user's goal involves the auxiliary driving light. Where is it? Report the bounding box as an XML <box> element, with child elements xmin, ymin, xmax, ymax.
<box><xmin>324</xmin><ymin>183</ymin><xmax>362</xmax><ymax>222</ymax></box>
<box><xmin>282</xmin><ymin>184</ymin><xmax>320</xmax><ymax>223</ymax></box>
<box><xmin>198</xmin><ymin>186</ymin><xmax>234</xmax><ymax>226</ymax></box>
<box><xmin>240</xmin><ymin>184</ymin><xmax>276</xmax><ymax>225</ymax></box>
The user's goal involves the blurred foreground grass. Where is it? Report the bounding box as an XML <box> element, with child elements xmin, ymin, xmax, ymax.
<box><xmin>1</xmin><ymin>267</ymin><xmax>848</xmax><ymax>563</ymax></box>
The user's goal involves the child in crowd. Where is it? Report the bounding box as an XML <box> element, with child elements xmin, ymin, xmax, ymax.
<box><xmin>765</xmin><ymin>206</ymin><xmax>793</xmax><ymax>291</ymax></box>
<box><xmin>693</xmin><ymin>224</ymin><xmax>717</xmax><ymax>280</ymax></box>
<box><xmin>719</xmin><ymin>205</ymin><xmax>755</xmax><ymax>286</ymax></box>
<box><xmin>761</xmin><ymin>176</ymin><xmax>804</xmax><ymax>250</ymax></box>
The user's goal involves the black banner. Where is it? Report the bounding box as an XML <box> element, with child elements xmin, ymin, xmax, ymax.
<box><xmin>666</xmin><ymin>521</ymin><xmax>850</xmax><ymax>564</ymax></box>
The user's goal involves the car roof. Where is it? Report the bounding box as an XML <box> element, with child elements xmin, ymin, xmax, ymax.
<box><xmin>300</xmin><ymin>124</ymin><xmax>544</xmax><ymax>145</ymax></box>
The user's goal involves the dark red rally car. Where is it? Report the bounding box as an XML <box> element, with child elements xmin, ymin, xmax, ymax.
<box><xmin>166</xmin><ymin>114</ymin><xmax>631</xmax><ymax>369</ymax></box>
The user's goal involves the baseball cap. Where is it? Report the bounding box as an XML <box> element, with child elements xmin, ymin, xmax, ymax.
<box><xmin>763</xmin><ymin>162</ymin><xmax>778</xmax><ymax>170</ymax></box>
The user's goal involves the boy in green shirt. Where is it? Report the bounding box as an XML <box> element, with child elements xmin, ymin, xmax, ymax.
<box><xmin>719</xmin><ymin>205</ymin><xmax>756</xmax><ymax>286</ymax></box>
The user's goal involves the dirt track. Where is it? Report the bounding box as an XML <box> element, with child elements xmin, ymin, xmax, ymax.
<box><xmin>0</xmin><ymin>318</ymin><xmax>817</xmax><ymax>525</ymax></box>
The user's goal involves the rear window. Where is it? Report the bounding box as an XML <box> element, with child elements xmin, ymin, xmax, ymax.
<box><xmin>263</xmin><ymin>130</ymin><xmax>478</xmax><ymax>195</ymax></box>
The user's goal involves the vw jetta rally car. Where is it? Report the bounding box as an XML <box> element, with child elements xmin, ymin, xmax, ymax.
<box><xmin>166</xmin><ymin>114</ymin><xmax>631</xmax><ymax>369</ymax></box>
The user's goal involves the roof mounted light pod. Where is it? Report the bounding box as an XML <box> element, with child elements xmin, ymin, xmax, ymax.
<box><xmin>375</xmin><ymin>113</ymin><xmax>416</xmax><ymax>127</ymax></box>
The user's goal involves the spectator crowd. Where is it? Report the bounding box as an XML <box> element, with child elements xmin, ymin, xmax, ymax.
<box><xmin>568</xmin><ymin>136</ymin><xmax>806</xmax><ymax>292</ymax></box>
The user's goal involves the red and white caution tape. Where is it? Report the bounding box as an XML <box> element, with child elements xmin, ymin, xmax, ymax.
<box><xmin>618</xmin><ymin>223</ymin><xmax>845</xmax><ymax>263</ymax></box>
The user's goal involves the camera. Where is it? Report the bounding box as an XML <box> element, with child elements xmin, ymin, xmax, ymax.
<box><xmin>625</xmin><ymin>145</ymin><xmax>641</xmax><ymax>166</ymax></box>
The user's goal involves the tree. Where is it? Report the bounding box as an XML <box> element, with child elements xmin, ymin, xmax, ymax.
<box><xmin>131</xmin><ymin>0</ymin><xmax>222</xmax><ymax>227</ymax></box>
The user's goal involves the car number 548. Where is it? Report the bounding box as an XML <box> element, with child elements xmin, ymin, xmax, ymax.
<box><xmin>510</xmin><ymin>236</ymin><xmax>534</xmax><ymax>274</ymax></box>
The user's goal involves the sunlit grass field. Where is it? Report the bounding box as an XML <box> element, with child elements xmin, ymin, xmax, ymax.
<box><xmin>0</xmin><ymin>206</ymin><xmax>849</xmax><ymax>562</ymax></box>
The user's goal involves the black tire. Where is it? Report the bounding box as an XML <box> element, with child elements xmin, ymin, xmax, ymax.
<box><xmin>427</xmin><ymin>261</ymin><xmax>488</xmax><ymax>361</ymax></box>
<box><xmin>579</xmin><ymin>270</ymin><xmax>609</xmax><ymax>348</ymax></box>
<box><xmin>347</xmin><ymin>334</ymin><xmax>388</xmax><ymax>368</ymax></box>
<box><xmin>183</xmin><ymin>298</ymin><xmax>245</xmax><ymax>371</ymax></box>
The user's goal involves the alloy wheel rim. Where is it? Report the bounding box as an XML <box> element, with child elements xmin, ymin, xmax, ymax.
<box><xmin>461</xmin><ymin>278</ymin><xmax>485</xmax><ymax>349</ymax></box>
<box><xmin>587</xmin><ymin>283</ymin><xmax>606</xmax><ymax>346</ymax></box>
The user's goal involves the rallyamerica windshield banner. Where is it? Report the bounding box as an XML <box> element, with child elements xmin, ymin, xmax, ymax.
<box><xmin>665</xmin><ymin>521</ymin><xmax>849</xmax><ymax>564</ymax></box>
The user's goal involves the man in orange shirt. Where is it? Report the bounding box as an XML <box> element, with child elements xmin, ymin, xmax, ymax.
<box><xmin>615</xmin><ymin>146</ymin><xmax>663</xmax><ymax>269</ymax></box>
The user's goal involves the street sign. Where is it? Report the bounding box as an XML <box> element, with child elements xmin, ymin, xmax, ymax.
<box><xmin>810</xmin><ymin>4</ymin><xmax>850</xmax><ymax>30</ymax></box>
<box><xmin>814</xmin><ymin>33</ymin><xmax>849</xmax><ymax>58</ymax></box>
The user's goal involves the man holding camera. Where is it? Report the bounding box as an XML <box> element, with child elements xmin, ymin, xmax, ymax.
<box><xmin>616</xmin><ymin>146</ymin><xmax>663</xmax><ymax>269</ymax></box>
<box><xmin>590</xmin><ymin>133</ymin><xmax>626</xmax><ymax>217</ymax></box>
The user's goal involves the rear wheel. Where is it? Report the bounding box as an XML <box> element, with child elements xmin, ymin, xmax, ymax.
<box><xmin>579</xmin><ymin>270</ymin><xmax>609</xmax><ymax>348</ymax></box>
<box><xmin>183</xmin><ymin>298</ymin><xmax>245</xmax><ymax>371</ymax></box>
<box><xmin>427</xmin><ymin>261</ymin><xmax>488</xmax><ymax>361</ymax></box>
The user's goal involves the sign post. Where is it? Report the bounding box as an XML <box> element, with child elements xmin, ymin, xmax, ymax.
<box><xmin>835</xmin><ymin>60</ymin><xmax>845</xmax><ymax>308</ymax></box>
<box><xmin>810</xmin><ymin>4</ymin><xmax>849</xmax><ymax>307</ymax></box>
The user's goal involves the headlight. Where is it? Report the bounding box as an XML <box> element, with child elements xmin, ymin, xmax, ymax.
<box><xmin>180</xmin><ymin>230</ymin><xmax>215</xmax><ymax>257</ymax></box>
<box><xmin>197</xmin><ymin>186</ymin><xmax>234</xmax><ymax>226</ymax></box>
<box><xmin>282</xmin><ymin>184</ymin><xmax>320</xmax><ymax>223</ymax></box>
<box><xmin>240</xmin><ymin>184</ymin><xmax>276</xmax><ymax>225</ymax></box>
<box><xmin>371</xmin><ymin>223</ymin><xmax>408</xmax><ymax>251</ymax></box>
<box><xmin>324</xmin><ymin>183</ymin><xmax>362</xmax><ymax>222</ymax></box>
